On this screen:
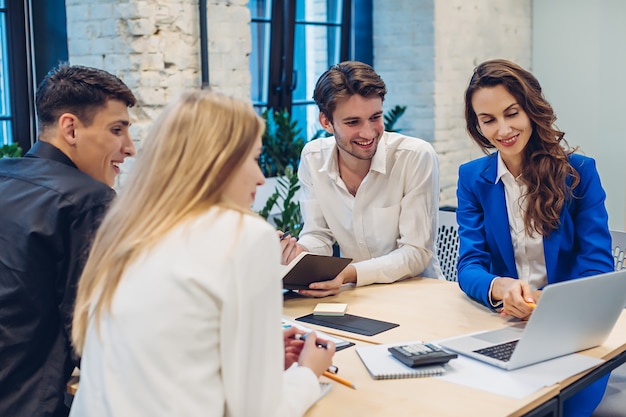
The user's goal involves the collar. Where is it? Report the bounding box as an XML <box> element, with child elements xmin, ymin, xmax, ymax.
<box><xmin>25</xmin><ymin>141</ymin><xmax>78</xmax><ymax>169</ymax></box>
<box><xmin>495</xmin><ymin>152</ymin><xmax>520</xmax><ymax>184</ymax></box>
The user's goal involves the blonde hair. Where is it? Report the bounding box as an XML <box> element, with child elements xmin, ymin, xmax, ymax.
<box><xmin>72</xmin><ymin>90</ymin><xmax>265</xmax><ymax>353</ymax></box>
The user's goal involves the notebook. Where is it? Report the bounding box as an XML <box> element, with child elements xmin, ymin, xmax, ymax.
<box><xmin>282</xmin><ymin>252</ymin><xmax>352</xmax><ymax>290</ymax></box>
<box><xmin>356</xmin><ymin>341</ymin><xmax>446</xmax><ymax>380</ymax></box>
<box><xmin>318</xmin><ymin>382</ymin><xmax>332</xmax><ymax>400</ymax></box>
<box><xmin>439</xmin><ymin>269</ymin><xmax>626</xmax><ymax>370</ymax></box>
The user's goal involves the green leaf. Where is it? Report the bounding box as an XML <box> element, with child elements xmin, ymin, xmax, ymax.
<box><xmin>259</xmin><ymin>109</ymin><xmax>305</xmax><ymax>177</ymax></box>
<box><xmin>0</xmin><ymin>143</ymin><xmax>23</xmax><ymax>158</ymax></box>
<box><xmin>384</xmin><ymin>105</ymin><xmax>407</xmax><ymax>132</ymax></box>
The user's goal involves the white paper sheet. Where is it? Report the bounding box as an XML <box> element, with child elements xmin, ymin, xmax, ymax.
<box><xmin>435</xmin><ymin>353</ymin><xmax>604</xmax><ymax>398</ymax></box>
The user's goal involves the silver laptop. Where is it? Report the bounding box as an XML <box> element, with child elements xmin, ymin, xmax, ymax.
<box><xmin>439</xmin><ymin>269</ymin><xmax>626</xmax><ymax>370</ymax></box>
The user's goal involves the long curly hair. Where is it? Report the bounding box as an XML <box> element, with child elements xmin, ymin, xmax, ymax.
<box><xmin>464</xmin><ymin>59</ymin><xmax>579</xmax><ymax>236</ymax></box>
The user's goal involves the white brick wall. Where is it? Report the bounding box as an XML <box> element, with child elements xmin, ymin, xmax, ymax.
<box><xmin>373</xmin><ymin>0</ymin><xmax>531</xmax><ymax>207</ymax></box>
<box><xmin>64</xmin><ymin>0</ymin><xmax>531</xmax><ymax>200</ymax></box>
<box><xmin>65</xmin><ymin>0</ymin><xmax>252</xmax><ymax>185</ymax></box>
<box><xmin>433</xmin><ymin>0</ymin><xmax>531</xmax><ymax>206</ymax></box>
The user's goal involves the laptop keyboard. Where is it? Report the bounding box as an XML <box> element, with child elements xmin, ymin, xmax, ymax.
<box><xmin>473</xmin><ymin>340</ymin><xmax>519</xmax><ymax>362</ymax></box>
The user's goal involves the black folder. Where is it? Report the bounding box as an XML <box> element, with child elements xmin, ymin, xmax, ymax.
<box><xmin>296</xmin><ymin>313</ymin><xmax>399</xmax><ymax>336</ymax></box>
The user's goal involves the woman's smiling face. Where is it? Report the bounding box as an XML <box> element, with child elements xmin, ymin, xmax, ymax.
<box><xmin>471</xmin><ymin>84</ymin><xmax>532</xmax><ymax>176</ymax></box>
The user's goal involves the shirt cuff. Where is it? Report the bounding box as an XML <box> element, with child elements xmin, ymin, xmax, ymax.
<box><xmin>352</xmin><ymin>262</ymin><xmax>376</xmax><ymax>287</ymax></box>
<box><xmin>488</xmin><ymin>277</ymin><xmax>503</xmax><ymax>309</ymax></box>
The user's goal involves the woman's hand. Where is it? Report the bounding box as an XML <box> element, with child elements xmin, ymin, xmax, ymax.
<box><xmin>296</xmin><ymin>331</ymin><xmax>336</xmax><ymax>377</ymax></box>
<box><xmin>491</xmin><ymin>277</ymin><xmax>538</xmax><ymax>320</ymax></box>
<box><xmin>283</xmin><ymin>326</ymin><xmax>305</xmax><ymax>370</ymax></box>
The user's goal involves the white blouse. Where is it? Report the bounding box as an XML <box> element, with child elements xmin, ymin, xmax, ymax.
<box><xmin>70</xmin><ymin>208</ymin><xmax>320</xmax><ymax>417</ymax></box>
<box><xmin>496</xmin><ymin>154</ymin><xmax>548</xmax><ymax>292</ymax></box>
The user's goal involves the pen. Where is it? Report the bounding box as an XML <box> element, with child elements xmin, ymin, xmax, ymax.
<box><xmin>280</xmin><ymin>230</ymin><xmax>291</xmax><ymax>241</ymax></box>
<box><xmin>322</xmin><ymin>371</ymin><xmax>357</xmax><ymax>390</ymax></box>
<box><xmin>294</xmin><ymin>332</ymin><xmax>328</xmax><ymax>349</ymax></box>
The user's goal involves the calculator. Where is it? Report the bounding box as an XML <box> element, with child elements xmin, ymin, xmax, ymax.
<box><xmin>388</xmin><ymin>342</ymin><xmax>458</xmax><ymax>367</ymax></box>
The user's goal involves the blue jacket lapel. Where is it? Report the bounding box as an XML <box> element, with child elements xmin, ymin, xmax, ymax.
<box><xmin>478</xmin><ymin>156</ymin><xmax>518</xmax><ymax>277</ymax></box>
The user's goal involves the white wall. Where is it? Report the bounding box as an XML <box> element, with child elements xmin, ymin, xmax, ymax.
<box><xmin>533</xmin><ymin>0</ymin><xmax>626</xmax><ymax>230</ymax></box>
<box><xmin>433</xmin><ymin>0</ymin><xmax>531</xmax><ymax>205</ymax></box>
<box><xmin>373</xmin><ymin>0</ymin><xmax>532</xmax><ymax>207</ymax></box>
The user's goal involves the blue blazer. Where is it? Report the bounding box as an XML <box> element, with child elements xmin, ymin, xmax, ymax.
<box><xmin>456</xmin><ymin>153</ymin><xmax>614</xmax><ymax>308</ymax></box>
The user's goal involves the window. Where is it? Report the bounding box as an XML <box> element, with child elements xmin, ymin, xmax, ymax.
<box><xmin>1</xmin><ymin>0</ymin><xmax>33</xmax><ymax>152</ymax></box>
<box><xmin>249</xmin><ymin>0</ymin><xmax>372</xmax><ymax>139</ymax></box>
<box><xmin>1</xmin><ymin>0</ymin><xmax>14</xmax><ymax>145</ymax></box>
<box><xmin>1</xmin><ymin>0</ymin><xmax>68</xmax><ymax>153</ymax></box>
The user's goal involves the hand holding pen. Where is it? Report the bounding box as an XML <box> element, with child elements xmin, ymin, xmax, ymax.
<box><xmin>295</xmin><ymin>332</ymin><xmax>356</xmax><ymax>389</ymax></box>
<box><xmin>290</xmin><ymin>330</ymin><xmax>336</xmax><ymax>383</ymax></box>
<box><xmin>277</xmin><ymin>229</ymin><xmax>303</xmax><ymax>265</ymax></box>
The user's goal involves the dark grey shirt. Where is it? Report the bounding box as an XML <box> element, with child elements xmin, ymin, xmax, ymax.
<box><xmin>0</xmin><ymin>141</ymin><xmax>115</xmax><ymax>417</ymax></box>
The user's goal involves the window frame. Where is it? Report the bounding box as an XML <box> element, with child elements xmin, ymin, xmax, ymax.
<box><xmin>2</xmin><ymin>0</ymin><xmax>34</xmax><ymax>152</ymax></box>
<box><xmin>250</xmin><ymin>0</ymin><xmax>372</xmax><ymax>114</ymax></box>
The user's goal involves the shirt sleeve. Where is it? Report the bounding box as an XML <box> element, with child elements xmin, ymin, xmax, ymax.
<box><xmin>456</xmin><ymin>163</ymin><xmax>500</xmax><ymax>307</ymax></box>
<box><xmin>220</xmin><ymin>219</ymin><xmax>321</xmax><ymax>417</ymax></box>
<box><xmin>297</xmin><ymin>149</ymin><xmax>335</xmax><ymax>255</ymax></box>
<box><xmin>354</xmin><ymin>143</ymin><xmax>441</xmax><ymax>286</ymax></box>
<box><xmin>59</xmin><ymin>199</ymin><xmax>112</xmax><ymax>364</ymax></box>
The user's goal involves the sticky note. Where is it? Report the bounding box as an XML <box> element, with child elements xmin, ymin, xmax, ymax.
<box><xmin>313</xmin><ymin>303</ymin><xmax>348</xmax><ymax>316</ymax></box>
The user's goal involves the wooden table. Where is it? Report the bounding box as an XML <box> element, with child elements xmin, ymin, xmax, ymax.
<box><xmin>283</xmin><ymin>278</ymin><xmax>626</xmax><ymax>417</ymax></box>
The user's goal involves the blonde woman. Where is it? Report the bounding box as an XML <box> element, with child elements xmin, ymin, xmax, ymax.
<box><xmin>70</xmin><ymin>90</ymin><xmax>335</xmax><ymax>417</ymax></box>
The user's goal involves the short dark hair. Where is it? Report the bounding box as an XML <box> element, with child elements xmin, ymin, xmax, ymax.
<box><xmin>312</xmin><ymin>61</ymin><xmax>386</xmax><ymax>122</ymax></box>
<box><xmin>35</xmin><ymin>63</ymin><xmax>136</xmax><ymax>132</ymax></box>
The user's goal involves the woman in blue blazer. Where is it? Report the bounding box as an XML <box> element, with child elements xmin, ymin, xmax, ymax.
<box><xmin>457</xmin><ymin>59</ymin><xmax>614</xmax><ymax>417</ymax></box>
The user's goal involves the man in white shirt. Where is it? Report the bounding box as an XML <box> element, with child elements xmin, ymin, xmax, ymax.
<box><xmin>281</xmin><ymin>61</ymin><xmax>442</xmax><ymax>297</ymax></box>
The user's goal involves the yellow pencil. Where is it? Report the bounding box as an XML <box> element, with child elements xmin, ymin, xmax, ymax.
<box><xmin>323</xmin><ymin>371</ymin><xmax>357</xmax><ymax>389</ymax></box>
<box><xmin>527</xmin><ymin>302</ymin><xmax>537</xmax><ymax>309</ymax></box>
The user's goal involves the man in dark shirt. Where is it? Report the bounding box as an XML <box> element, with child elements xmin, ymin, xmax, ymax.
<box><xmin>0</xmin><ymin>64</ymin><xmax>136</xmax><ymax>417</ymax></box>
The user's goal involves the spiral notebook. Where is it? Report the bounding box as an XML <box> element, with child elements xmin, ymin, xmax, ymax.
<box><xmin>356</xmin><ymin>341</ymin><xmax>446</xmax><ymax>380</ymax></box>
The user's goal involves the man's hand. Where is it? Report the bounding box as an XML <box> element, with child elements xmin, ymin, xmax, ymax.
<box><xmin>297</xmin><ymin>265</ymin><xmax>356</xmax><ymax>298</ymax></box>
<box><xmin>277</xmin><ymin>230</ymin><xmax>304</xmax><ymax>265</ymax></box>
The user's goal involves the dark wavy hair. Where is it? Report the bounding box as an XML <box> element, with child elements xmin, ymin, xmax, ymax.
<box><xmin>312</xmin><ymin>61</ymin><xmax>387</xmax><ymax>122</ymax></box>
<box><xmin>36</xmin><ymin>63</ymin><xmax>136</xmax><ymax>132</ymax></box>
<box><xmin>464</xmin><ymin>59</ymin><xmax>579</xmax><ymax>236</ymax></box>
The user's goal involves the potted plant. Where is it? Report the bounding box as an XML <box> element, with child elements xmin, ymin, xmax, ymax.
<box><xmin>0</xmin><ymin>143</ymin><xmax>23</xmax><ymax>158</ymax></box>
<box><xmin>258</xmin><ymin>166</ymin><xmax>303</xmax><ymax>236</ymax></box>
<box><xmin>254</xmin><ymin>109</ymin><xmax>305</xmax><ymax>228</ymax></box>
<box><xmin>256</xmin><ymin>105</ymin><xmax>408</xmax><ymax>237</ymax></box>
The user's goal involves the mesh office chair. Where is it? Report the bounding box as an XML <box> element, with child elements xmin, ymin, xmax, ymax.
<box><xmin>592</xmin><ymin>229</ymin><xmax>626</xmax><ymax>417</ymax></box>
<box><xmin>437</xmin><ymin>209</ymin><xmax>459</xmax><ymax>282</ymax></box>
<box><xmin>610</xmin><ymin>229</ymin><xmax>626</xmax><ymax>271</ymax></box>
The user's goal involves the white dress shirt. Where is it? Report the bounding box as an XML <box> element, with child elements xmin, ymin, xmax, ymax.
<box><xmin>70</xmin><ymin>208</ymin><xmax>320</xmax><ymax>417</ymax></box>
<box><xmin>297</xmin><ymin>132</ymin><xmax>442</xmax><ymax>286</ymax></box>
<box><xmin>489</xmin><ymin>154</ymin><xmax>548</xmax><ymax>306</ymax></box>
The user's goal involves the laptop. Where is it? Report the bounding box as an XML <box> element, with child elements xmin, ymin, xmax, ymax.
<box><xmin>439</xmin><ymin>269</ymin><xmax>626</xmax><ymax>370</ymax></box>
